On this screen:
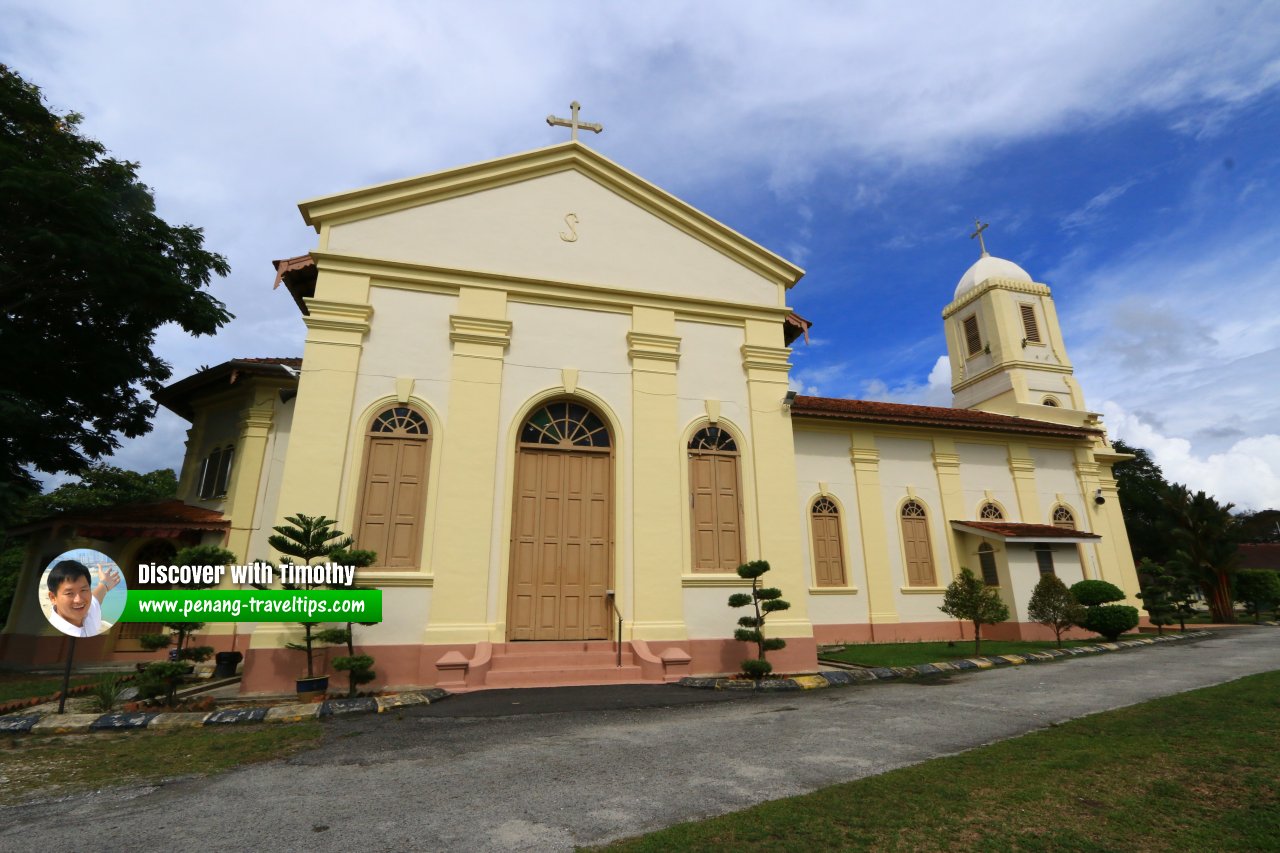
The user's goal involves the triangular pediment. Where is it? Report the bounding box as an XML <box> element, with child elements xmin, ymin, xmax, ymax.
<box><xmin>301</xmin><ymin>142</ymin><xmax>803</xmax><ymax>305</ymax></box>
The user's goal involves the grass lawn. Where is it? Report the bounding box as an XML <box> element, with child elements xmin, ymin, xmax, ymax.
<box><xmin>602</xmin><ymin>670</ymin><xmax>1280</xmax><ymax>852</ymax></box>
<box><xmin>0</xmin><ymin>723</ymin><xmax>322</xmax><ymax>805</ymax></box>
<box><xmin>820</xmin><ymin>638</ymin><xmax>1135</xmax><ymax>668</ymax></box>
<box><xmin>0</xmin><ymin>671</ymin><xmax>100</xmax><ymax>704</ymax></box>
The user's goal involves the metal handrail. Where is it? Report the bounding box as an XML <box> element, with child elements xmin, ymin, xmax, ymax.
<box><xmin>605</xmin><ymin>590</ymin><xmax>623</xmax><ymax>668</ymax></box>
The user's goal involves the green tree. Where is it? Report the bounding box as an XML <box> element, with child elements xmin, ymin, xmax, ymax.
<box><xmin>0</xmin><ymin>465</ymin><xmax>177</xmax><ymax>632</ymax></box>
<box><xmin>317</xmin><ymin>546</ymin><xmax>379</xmax><ymax>696</ymax></box>
<box><xmin>727</xmin><ymin>560</ymin><xmax>790</xmax><ymax>680</ymax></box>
<box><xmin>1027</xmin><ymin>573</ymin><xmax>1084</xmax><ymax>648</ymax></box>
<box><xmin>0</xmin><ymin>64</ymin><xmax>230</xmax><ymax>513</ymax></box>
<box><xmin>1234</xmin><ymin>508</ymin><xmax>1280</xmax><ymax>543</ymax></box>
<box><xmin>21</xmin><ymin>465</ymin><xmax>177</xmax><ymax>520</ymax></box>
<box><xmin>1234</xmin><ymin>569</ymin><xmax>1280</xmax><ymax>623</ymax></box>
<box><xmin>1110</xmin><ymin>441</ymin><xmax>1175</xmax><ymax>565</ymax></box>
<box><xmin>1135</xmin><ymin>559</ymin><xmax>1179</xmax><ymax>635</ymax></box>
<box><xmin>1164</xmin><ymin>485</ymin><xmax>1240</xmax><ymax>623</ymax></box>
<box><xmin>939</xmin><ymin>567</ymin><xmax>1010</xmax><ymax>655</ymax></box>
<box><xmin>268</xmin><ymin>514</ymin><xmax>353</xmax><ymax>680</ymax></box>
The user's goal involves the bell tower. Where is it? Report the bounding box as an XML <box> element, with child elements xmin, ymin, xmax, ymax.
<box><xmin>941</xmin><ymin>227</ymin><xmax>1090</xmax><ymax>423</ymax></box>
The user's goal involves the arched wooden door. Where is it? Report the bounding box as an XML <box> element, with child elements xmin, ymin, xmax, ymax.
<box><xmin>508</xmin><ymin>400</ymin><xmax>613</xmax><ymax>641</ymax></box>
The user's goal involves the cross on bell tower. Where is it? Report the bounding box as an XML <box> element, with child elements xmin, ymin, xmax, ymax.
<box><xmin>970</xmin><ymin>219</ymin><xmax>990</xmax><ymax>257</ymax></box>
<box><xmin>546</xmin><ymin>101</ymin><xmax>604</xmax><ymax>141</ymax></box>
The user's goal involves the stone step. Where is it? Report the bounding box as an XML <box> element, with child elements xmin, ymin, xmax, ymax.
<box><xmin>483</xmin><ymin>664</ymin><xmax>647</xmax><ymax>688</ymax></box>
<box><xmin>497</xmin><ymin>640</ymin><xmax>619</xmax><ymax>656</ymax></box>
<box><xmin>488</xmin><ymin>650</ymin><xmax>634</xmax><ymax>671</ymax></box>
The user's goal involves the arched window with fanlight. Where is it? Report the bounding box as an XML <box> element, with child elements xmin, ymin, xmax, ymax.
<box><xmin>810</xmin><ymin>497</ymin><xmax>846</xmax><ymax>587</ymax></box>
<box><xmin>688</xmin><ymin>425</ymin><xmax>744</xmax><ymax>572</ymax></box>
<box><xmin>900</xmin><ymin>499</ymin><xmax>937</xmax><ymax>587</ymax></box>
<box><xmin>355</xmin><ymin>405</ymin><xmax>432</xmax><ymax>569</ymax></box>
<box><xmin>979</xmin><ymin>502</ymin><xmax>1005</xmax><ymax>520</ymax></box>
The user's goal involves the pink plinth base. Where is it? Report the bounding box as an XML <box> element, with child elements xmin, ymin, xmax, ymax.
<box><xmin>236</xmin><ymin>635</ymin><xmax>822</xmax><ymax>694</ymax></box>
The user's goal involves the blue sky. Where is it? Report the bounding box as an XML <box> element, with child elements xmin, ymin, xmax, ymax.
<box><xmin>4</xmin><ymin>2</ymin><xmax>1278</xmax><ymax>509</ymax></box>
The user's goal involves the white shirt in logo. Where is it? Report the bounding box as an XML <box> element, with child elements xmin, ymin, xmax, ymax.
<box><xmin>48</xmin><ymin>596</ymin><xmax>102</xmax><ymax>637</ymax></box>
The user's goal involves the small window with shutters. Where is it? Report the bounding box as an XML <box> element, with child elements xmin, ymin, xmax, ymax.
<box><xmin>900</xmin><ymin>500</ymin><xmax>937</xmax><ymax>587</ymax></box>
<box><xmin>688</xmin><ymin>426</ymin><xmax>744</xmax><ymax>573</ymax></box>
<box><xmin>962</xmin><ymin>314</ymin><xmax>982</xmax><ymax>356</ymax></box>
<box><xmin>1035</xmin><ymin>546</ymin><xmax>1056</xmax><ymax>575</ymax></box>
<box><xmin>810</xmin><ymin>497</ymin><xmax>846</xmax><ymax>587</ymax></box>
<box><xmin>1020</xmin><ymin>303</ymin><xmax>1041</xmax><ymax>343</ymax></box>
<box><xmin>978</xmin><ymin>543</ymin><xmax>999</xmax><ymax>586</ymax></box>
<box><xmin>355</xmin><ymin>406</ymin><xmax>432</xmax><ymax>569</ymax></box>
<box><xmin>979</xmin><ymin>502</ymin><xmax>1004</xmax><ymax>520</ymax></box>
<box><xmin>1052</xmin><ymin>506</ymin><xmax>1075</xmax><ymax>529</ymax></box>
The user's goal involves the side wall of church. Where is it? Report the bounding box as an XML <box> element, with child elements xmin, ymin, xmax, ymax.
<box><xmin>791</xmin><ymin>421</ymin><xmax>1136</xmax><ymax>643</ymax></box>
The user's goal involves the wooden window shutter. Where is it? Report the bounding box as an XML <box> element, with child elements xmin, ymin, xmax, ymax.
<box><xmin>1020</xmin><ymin>304</ymin><xmax>1041</xmax><ymax>343</ymax></box>
<box><xmin>356</xmin><ymin>407</ymin><xmax>431</xmax><ymax>569</ymax></box>
<box><xmin>688</xmin><ymin>427</ymin><xmax>744</xmax><ymax>572</ymax></box>
<box><xmin>963</xmin><ymin>315</ymin><xmax>982</xmax><ymax>356</ymax></box>
<box><xmin>899</xmin><ymin>500</ymin><xmax>936</xmax><ymax>587</ymax></box>
<box><xmin>810</xmin><ymin>498</ymin><xmax>845</xmax><ymax>587</ymax></box>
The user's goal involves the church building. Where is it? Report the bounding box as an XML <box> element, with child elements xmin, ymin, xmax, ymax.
<box><xmin>0</xmin><ymin>131</ymin><xmax>1143</xmax><ymax>691</ymax></box>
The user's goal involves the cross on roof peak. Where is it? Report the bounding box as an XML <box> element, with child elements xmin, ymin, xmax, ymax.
<box><xmin>546</xmin><ymin>101</ymin><xmax>603</xmax><ymax>142</ymax></box>
<box><xmin>970</xmin><ymin>219</ymin><xmax>990</xmax><ymax>257</ymax></box>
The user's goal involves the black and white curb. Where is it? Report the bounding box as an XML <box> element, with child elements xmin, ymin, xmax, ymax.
<box><xmin>679</xmin><ymin>631</ymin><xmax>1214</xmax><ymax>691</ymax></box>
<box><xmin>0</xmin><ymin>688</ymin><xmax>450</xmax><ymax>735</ymax></box>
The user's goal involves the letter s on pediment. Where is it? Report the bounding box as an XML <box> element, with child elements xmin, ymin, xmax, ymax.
<box><xmin>560</xmin><ymin>213</ymin><xmax>579</xmax><ymax>242</ymax></box>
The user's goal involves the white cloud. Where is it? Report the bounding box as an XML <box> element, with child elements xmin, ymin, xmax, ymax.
<box><xmin>1101</xmin><ymin>402</ymin><xmax>1280</xmax><ymax>511</ymax></box>
<box><xmin>5</xmin><ymin>2</ymin><xmax>1277</xmax><ymax>492</ymax></box>
<box><xmin>859</xmin><ymin>356</ymin><xmax>952</xmax><ymax>407</ymax></box>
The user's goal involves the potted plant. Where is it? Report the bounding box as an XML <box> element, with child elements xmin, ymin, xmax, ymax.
<box><xmin>268</xmin><ymin>513</ymin><xmax>362</xmax><ymax>697</ymax></box>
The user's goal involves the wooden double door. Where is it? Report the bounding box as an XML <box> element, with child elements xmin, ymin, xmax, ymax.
<box><xmin>507</xmin><ymin>447</ymin><xmax>612</xmax><ymax>640</ymax></box>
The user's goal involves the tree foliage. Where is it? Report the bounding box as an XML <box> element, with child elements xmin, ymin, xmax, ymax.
<box><xmin>939</xmin><ymin>567</ymin><xmax>1010</xmax><ymax>655</ymax></box>
<box><xmin>1135</xmin><ymin>559</ymin><xmax>1179</xmax><ymax>635</ymax></box>
<box><xmin>1164</xmin><ymin>485</ymin><xmax>1240</xmax><ymax>623</ymax></box>
<box><xmin>0</xmin><ymin>64</ymin><xmax>230</xmax><ymax>509</ymax></box>
<box><xmin>1027</xmin><ymin>573</ymin><xmax>1084</xmax><ymax>648</ymax></box>
<box><xmin>1234</xmin><ymin>569</ymin><xmax>1280</xmax><ymax>623</ymax></box>
<box><xmin>269</xmin><ymin>514</ymin><xmax>354</xmax><ymax>680</ymax></box>
<box><xmin>1110</xmin><ymin>441</ymin><xmax>1177</xmax><ymax>565</ymax></box>
<box><xmin>727</xmin><ymin>560</ymin><xmax>790</xmax><ymax>680</ymax></box>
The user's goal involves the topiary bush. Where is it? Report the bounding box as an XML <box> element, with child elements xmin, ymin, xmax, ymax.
<box><xmin>1070</xmin><ymin>579</ymin><xmax>1126</xmax><ymax>607</ymax></box>
<box><xmin>1081</xmin><ymin>604</ymin><xmax>1140</xmax><ymax>641</ymax></box>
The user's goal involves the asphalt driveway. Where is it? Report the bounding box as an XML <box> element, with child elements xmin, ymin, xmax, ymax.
<box><xmin>1</xmin><ymin>628</ymin><xmax>1275</xmax><ymax>852</ymax></box>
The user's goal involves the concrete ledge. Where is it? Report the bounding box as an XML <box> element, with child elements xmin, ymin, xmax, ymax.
<box><xmin>29</xmin><ymin>714</ymin><xmax>101</xmax><ymax>734</ymax></box>
<box><xmin>148</xmin><ymin>713</ymin><xmax>211</xmax><ymax>729</ymax></box>
<box><xmin>265</xmin><ymin>703</ymin><xmax>322</xmax><ymax>723</ymax></box>
<box><xmin>679</xmin><ymin>632</ymin><xmax>1214</xmax><ymax>691</ymax></box>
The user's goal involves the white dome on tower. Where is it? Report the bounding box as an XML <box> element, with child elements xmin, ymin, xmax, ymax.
<box><xmin>954</xmin><ymin>254</ymin><xmax>1033</xmax><ymax>299</ymax></box>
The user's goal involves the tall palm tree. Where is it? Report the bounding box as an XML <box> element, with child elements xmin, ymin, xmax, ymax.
<box><xmin>1164</xmin><ymin>486</ymin><xmax>1240</xmax><ymax>623</ymax></box>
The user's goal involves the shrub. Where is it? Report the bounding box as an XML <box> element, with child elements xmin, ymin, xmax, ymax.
<box><xmin>1082</xmin><ymin>604</ymin><xmax>1140</xmax><ymax>641</ymax></box>
<box><xmin>135</xmin><ymin>661</ymin><xmax>192</xmax><ymax>706</ymax></box>
<box><xmin>939</xmin><ymin>567</ymin><xmax>1010</xmax><ymax>655</ymax></box>
<box><xmin>332</xmin><ymin>654</ymin><xmax>376</xmax><ymax>694</ymax></box>
<box><xmin>1027</xmin><ymin>573</ymin><xmax>1084</xmax><ymax>648</ymax></box>
<box><xmin>86</xmin><ymin>674</ymin><xmax>125</xmax><ymax>712</ymax></box>
<box><xmin>727</xmin><ymin>560</ymin><xmax>790</xmax><ymax>681</ymax></box>
<box><xmin>1071</xmin><ymin>580</ymin><xmax>1126</xmax><ymax>606</ymax></box>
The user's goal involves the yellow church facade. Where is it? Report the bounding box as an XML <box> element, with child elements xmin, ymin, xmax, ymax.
<box><xmin>0</xmin><ymin>141</ymin><xmax>1142</xmax><ymax>691</ymax></box>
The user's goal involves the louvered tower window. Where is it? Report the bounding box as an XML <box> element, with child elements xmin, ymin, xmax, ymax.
<box><xmin>962</xmin><ymin>315</ymin><xmax>982</xmax><ymax>356</ymax></box>
<box><xmin>1020</xmin><ymin>304</ymin><xmax>1041</xmax><ymax>343</ymax></box>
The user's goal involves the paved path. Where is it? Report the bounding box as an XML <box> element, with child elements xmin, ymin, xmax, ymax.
<box><xmin>2</xmin><ymin>628</ymin><xmax>1276</xmax><ymax>852</ymax></box>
